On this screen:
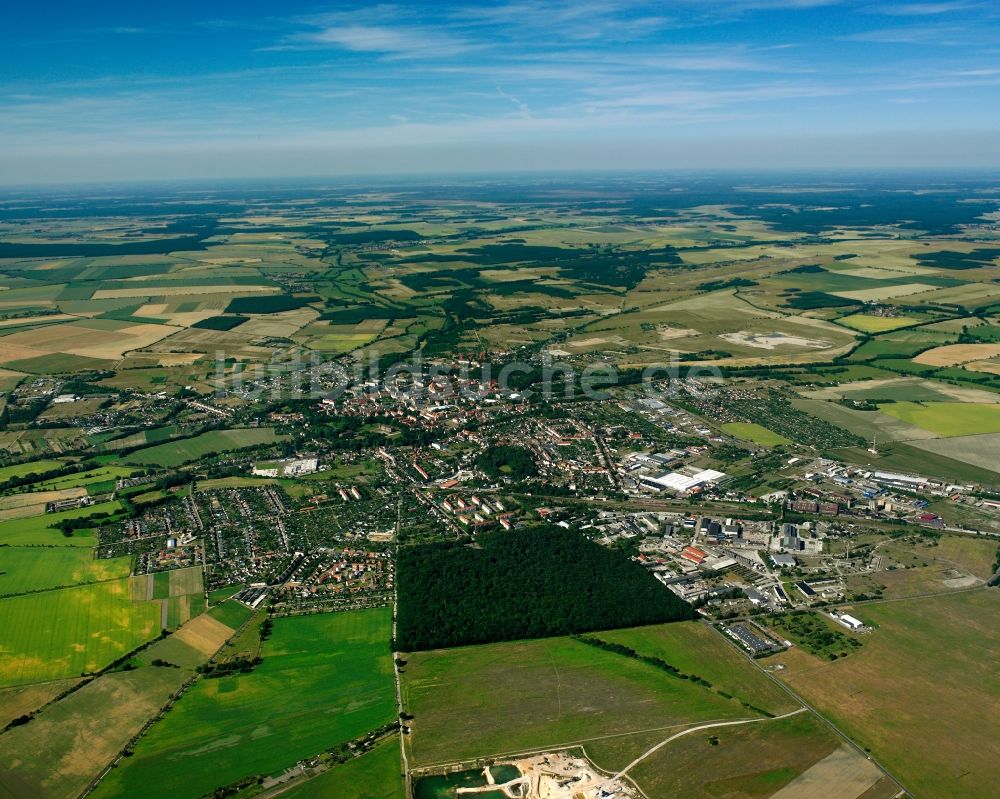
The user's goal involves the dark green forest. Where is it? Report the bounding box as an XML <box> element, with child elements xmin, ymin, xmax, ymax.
<box><xmin>395</xmin><ymin>527</ymin><xmax>696</xmax><ymax>651</ymax></box>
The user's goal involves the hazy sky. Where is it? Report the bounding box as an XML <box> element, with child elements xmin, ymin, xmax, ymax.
<box><xmin>2</xmin><ymin>1</ymin><xmax>999</xmax><ymax>183</ymax></box>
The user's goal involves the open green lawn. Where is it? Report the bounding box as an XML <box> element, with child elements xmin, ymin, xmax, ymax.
<box><xmin>123</xmin><ymin>428</ymin><xmax>284</xmax><ymax>467</ymax></box>
<box><xmin>595</xmin><ymin>622</ymin><xmax>800</xmax><ymax>715</ymax></box>
<box><xmin>772</xmin><ymin>589</ymin><xmax>999</xmax><ymax>799</ymax></box>
<box><xmin>32</xmin><ymin>465</ymin><xmax>140</xmax><ymax>492</ymax></box>
<box><xmin>0</xmin><ymin>578</ymin><xmax>161</xmax><ymax>686</ymax></box>
<box><xmin>0</xmin><ymin>459</ymin><xmax>66</xmax><ymax>482</ymax></box>
<box><xmin>0</xmin><ymin>499</ymin><xmax>122</xmax><ymax>546</ymax></box>
<box><xmin>721</xmin><ymin>422</ymin><xmax>792</xmax><ymax>447</ymax></box>
<box><xmin>878</xmin><ymin>401</ymin><xmax>1000</xmax><ymax>436</ymax></box>
<box><xmin>206</xmin><ymin>598</ymin><xmax>254</xmax><ymax>630</ymax></box>
<box><xmin>0</xmin><ymin>547</ymin><xmax>131</xmax><ymax>596</ymax></box>
<box><xmin>91</xmin><ymin>608</ymin><xmax>396</xmax><ymax>799</ymax></box>
<box><xmin>279</xmin><ymin>739</ymin><xmax>404</xmax><ymax>799</ymax></box>
<box><xmin>401</xmin><ymin>627</ymin><xmax>784</xmax><ymax>769</ymax></box>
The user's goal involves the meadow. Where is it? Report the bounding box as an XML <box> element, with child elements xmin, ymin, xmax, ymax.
<box><xmin>0</xmin><ymin>578</ymin><xmax>161</xmax><ymax>686</ymax></box>
<box><xmin>585</xmin><ymin>712</ymin><xmax>865</xmax><ymax>799</ymax></box>
<box><xmin>770</xmin><ymin>590</ymin><xmax>999</xmax><ymax>799</ymax></box>
<box><xmin>123</xmin><ymin>427</ymin><xmax>283</xmax><ymax>467</ymax></box>
<box><xmin>0</xmin><ymin>458</ymin><xmax>66</xmax><ymax>482</ymax></box>
<box><xmin>878</xmin><ymin>401</ymin><xmax>1000</xmax><ymax>436</ymax></box>
<box><xmin>0</xmin><ymin>498</ymin><xmax>123</xmax><ymax>546</ymax></box>
<box><xmin>400</xmin><ymin>624</ymin><xmax>792</xmax><ymax>769</ymax></box>
<box><xmin>721</xmin><ymin>422</ymin><xmax>792</xmax><ymax>446</ymax></box>
<box><xmin>92</xmin><ymin>608</ymin><xmax>396</xmax><ymax>799</ymax></box>
<box><xmin>31</xmin><ymin>464</ymin><xmax>140</xmax><ymax>492</ymax></box>
<box><xmin>279</xmin><ymin>739</ymin><xmax>404</xmax><ymax>799</ymax></box>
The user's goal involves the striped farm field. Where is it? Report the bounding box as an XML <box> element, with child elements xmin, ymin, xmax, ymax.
<box><xmin>0</xmin><ymin>579</ymin><xmax>162</xmax><ymax>687</ymax></box>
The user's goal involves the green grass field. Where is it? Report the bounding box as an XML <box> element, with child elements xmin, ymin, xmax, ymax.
<box><xmin>830</xmin><ymin>441</ymin><xmax>1000</xmax><ymax>486</ymax></box>
<box><xmin>0</xmin><ymin>578</ymin><xmax>161</xmax><ymax>686</ymax></box>
<box><xmin>772</xmin><ymin>589</ymin><xmax>999</xmax><ymax>799</ymax></box>
<box><xmin>0</xmin><ymin>611</ymin><xmax>245</xmax><ymax>799</ymax></box>
<box><xmin>401</xmin><ymin>626</ymin><xmax>786</xmax><ymax>769</ymax></box>
<box><xmin>0</xmin><ymin>547</ymin><xmax>131</xmax><ymax>595</ymax></box>
<box><xmin>92</xmin><ymin>608</ymin><xmax>396</xmax><ymax>799</ymax></box>
<box><xmin>878</xmin><ymin>401</ymin><xmax>1000</xmax><ymax>436</ymax></box>
<box><xmin>838</xmin><ymin>314</ymin><xmax>918</xmax><ymax>333</ymax></box>
<box><xmin>206</xmin><ymin>598</ymin><xmax>254</xmax><ymax>629</ymax></box>
<box><xmin>32</xmin><ymin>465</ymin><xmax>140</xmax><ymax>492</ymax></box>
<box><xmin>279</xmin><ymin>739</ymin><xmax>404</xmax><ymax>799</ymax></box>
<box><xmin>721</xmin><ymin>422</ymin><xmax>792</xmax><ymax>446</ymax></box>
<box><xmin>595</xmin><ymin>622</ymin><xmax>800</xmax><ymax>715</ymax></box>
<box><xmin>0</xmin><ymin>459</ymin><xmax>66</xmax><ymax>482</ymax></box>
<box><xmin>123</xmin><ymin>428</ymin><xmax>283</xmax><ymax>467</ymax></box>
<box><xmin>0</xmin><ymin>499</ymin><xmax>122</xmax><ymax>547</ymax></box>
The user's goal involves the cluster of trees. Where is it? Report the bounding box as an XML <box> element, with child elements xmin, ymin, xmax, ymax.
<box><xmin>573</xmin><ymin>636</ymin><xmax>712</xmax><ymax>687</ymax></box>
<box><xmin>769</xmin><ymin>610</ymin><xmax>862</xmax><ymax>660</ymax></box>
<box><xmin>196</xmin><ymin>656</ymin><xmax>262</xmax><ymax>677</ymax></box>
<box><xmin>395</xmin><ymin>528</ymin><xmax>697</xmax><ymax>651</ymax></box>
<box><xmin>476</xmin><ymin>445</ymin><xmax>536</xmax><ymax>480</ymax></box>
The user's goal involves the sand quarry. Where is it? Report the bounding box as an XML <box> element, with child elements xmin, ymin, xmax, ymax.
<box><xmin>455</xmin><ymin>753</ymin><xmax>636</xmax><ymax>799</ymax></box>
<box><xmin>720</xmin><ymin>331</ymin><xmax>830</xmax><ymax>350</ymax></box>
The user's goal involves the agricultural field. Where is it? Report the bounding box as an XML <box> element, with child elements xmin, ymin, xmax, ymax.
<box><xmin>91</xmin><ymin>608</ymin><xmax>397</xmax><ymax>799</ymax></box>
<box><xmin>769</xmin><ymin>590</ymin><xmax>999</xmax><ymax>799</ymax></box>
<box><xmin>877</xmin><ymin>401</ymin><xmax>1000</xmax><ymax>437</ymax></box>
<box><xmin>279</xmin><ymin>739</ymin><xmax>404</xmax><ymax>799</ymax></box>
<box><xmin>0</xmin><ymin>547</ymin><xmax>131</xmax><ymax>595</ymax></box>
<box><xmin>0</xmin><ymin>578</ymin><xmax>162</xmax><ymax>686</ymax></box>
<box><xmin>1</xmin><ymin>175</ymin><xmax>999</xmax><ymax>799</ymax></box>
<box><xmin>0</xmin><ymin>499</ymin><xmax>123</xmax><ymax>546</ymax></box>
<box><xmin>0</xmin><ymin>611</ymin><xmax>242</xmax><ymax>799</ymax></box>
<box><xmin>400</xmin><ymin>622</ymin><xmax>799</xmax><ymax>769</ymax></box>
<box><xmin>123</xmin><ymin>427</ymin><xmax>284</xmax><ymax>466</ymax></box>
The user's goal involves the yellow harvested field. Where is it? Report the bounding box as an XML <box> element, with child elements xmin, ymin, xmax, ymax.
<box><xmin>0</xmin><ymin>314</ymin><xmax>80</xmax><ymax>328</ymax></box>
<box><xmin>832</xmin><ymin>283</ymin><xmax>937</xmax><ymax>302</ymax></box>
<box><xmin>0</xmin><ymin>341</ymin><xmax>48</xmax><ymax>362</ymax></box>
<box><xmin>121</xmin><ymin>351</ymin><xmax>204</xmax><ymax>367</ymax></box>
<box><xmin>238</xmin><ymin>307</ymin><xmax>318</xmax><ymax>338</ymax></box>
<box><xmin>769</xmin><ymin>746</ymin><xmax>884</xmax><ymax>799</ymax></box>
<box><xmin>92</xmin><ymin>285</ymin><xmax>278</xmax><ymax>299</ymax></box>
<box><xmin>0</xmin><ymin>488</ymin><xmax>87</xmax><ymax>521</ymax></box>
<box><xmin>0</xmin><ymin>322</ymin><xmax>181</xmax><ymax>361</ymax></box>
<box><xmin>834</xmin><ymin>266</ymin><xmax>933</xmax><ymax>280</ymax></box>
<box><xmin>171</xmin><ymin>613</ymin><xmax>237</xmax><ymax>657</ymax></box>
<box><xmin>134</xmin><ymin>303</ymin><xmax>219</xmax><ymax>327</ymax></box>
<box><xmin>964</xmin><ymin>360</ymin><xmax>1000</xmax><ymax>375</ymax></box>
<box><xmin>914</xmin><ymin>343</ymin><xmax>1000</xmax><ymax>367</ymax></box>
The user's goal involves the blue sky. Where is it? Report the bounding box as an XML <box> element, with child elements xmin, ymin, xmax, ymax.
<box><xmin>1</xmin><ymin>1</ymin><xmax>999</xmax><ymax>183</ymax></box>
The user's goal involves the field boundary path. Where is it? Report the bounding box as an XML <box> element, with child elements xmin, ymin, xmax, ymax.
<box><xmin>607</xmin><ymin>707</ymin><xmax>808</xmax><ymax>783</ymax></box>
